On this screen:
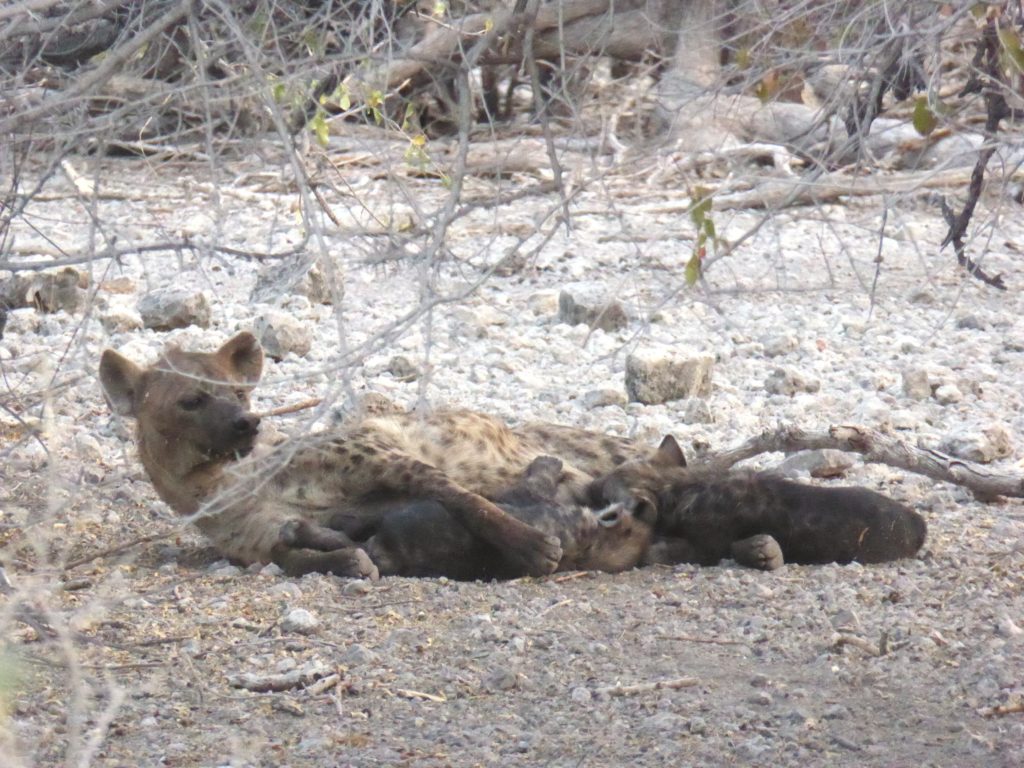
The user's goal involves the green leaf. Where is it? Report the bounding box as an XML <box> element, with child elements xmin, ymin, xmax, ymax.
<box><xmin>271</xmin><ymin>82</ymin><xmax>286</xmax><ymax>103</ymax></box>
<box><xmin>684</xmin><ymin>252</ymin><xmax>702</xmax><ymax>286</ymax></box>
<box><xmin>912</xmin><ymin>97</ymin><xmax>937</xmax><ymax>136</ymax></box>
<box><xmin>311</xmin><ymin>109</ymin><xmax>329</xmax><ymax>147</ymax></box>
<box><xmin>689</xmin><ymin>187</ymin><xmax>712</xmax><ymax>226</ymax></box>
<box><xmin>998</xmin><ymin>27</ymin><xmax>1024</xmax><ymax>73</ymax></box>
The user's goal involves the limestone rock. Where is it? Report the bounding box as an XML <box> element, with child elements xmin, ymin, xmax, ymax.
<box><xmin>251</xmin><ymin>260</ymin><xmax>333</xmax><ymax>305</ymax></box>
<box><xmin>558</xmin><ymin>283</ymin><xmax>629</xmax><ymax>331</ymax></box>
<box><xmin>939</xmin><ymin>424</ymin><xmax>1013</xmax><ymax>464</ymax></box>
<box><xmin>253</xmin><ymin>309</ymin><xmax>312</xmax><ymax>360</ymax></box>
<box><xmin>625</xmin><ymin>350</ymin><xmax>713</xmax><ymax>405</ymax></box>
<box><xmin>138</xmin><ymin>288</ymin><xmax>211</xmax><ymax>330</ymax></box>
<box><xmin>0</xmin><ymin>267</ymin><xmax>86</xmax><ymax>314</ymax></box>
<box><xmin>581</xmin><ymin>388</ymin><xmax>627</xmax><ymax>409</ymax></box>
<box><xmin>764</xmin><ymin>367</ymin><xmax>820</xmax><ymax>396</ymax></box>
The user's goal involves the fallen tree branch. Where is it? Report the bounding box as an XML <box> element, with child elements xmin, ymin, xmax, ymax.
<box><xmin>593</xmin><ymin>676</ymin><xmax>700</xmax><ymax>697</ymax></box>
<box><xmin>694</xmin><ymin>424</ymin><xmax>1024</xmax><ymax>500</ymax></box>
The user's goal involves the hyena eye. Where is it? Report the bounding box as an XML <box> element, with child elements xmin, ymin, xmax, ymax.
<box><xmin>177</xmin><ymin>392</ymin><xmax>208</xmax><ymax>411</ymax></box>
<box><xmin>234</xmin><ymin>388</ymin><xmax>249</xmax><ymax>402</ymax></box>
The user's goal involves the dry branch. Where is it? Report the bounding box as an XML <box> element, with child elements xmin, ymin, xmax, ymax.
<box><xmin>695</xmin><ymin>424</ymin><xmax>1024</xmax><ymax>500</ymax></box>
<box><xmin>593</xmin><ymin>676</ymin><xmax>700</xmax><ymax>697</ymax></box>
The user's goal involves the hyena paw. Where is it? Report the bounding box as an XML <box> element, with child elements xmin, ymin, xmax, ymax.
<box><xmin>506</xmin><ymin>527</ymin><xmax>562</xmax><ymax>577</ymax></box>
<box><xmin>731</xmin><ymin>534</ymin><xmax>784</xmax><ymax>571</ymax></box>
<box><xmin>272</xmin><ymin>540</ymin><xmax>380</xmax><ymax>580</ymax></box>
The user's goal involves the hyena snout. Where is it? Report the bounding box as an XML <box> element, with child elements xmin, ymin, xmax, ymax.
<box><xmin>233</xmin><ymin>413</ymin><xmax>261</xmax><ymax>436</ymax></box>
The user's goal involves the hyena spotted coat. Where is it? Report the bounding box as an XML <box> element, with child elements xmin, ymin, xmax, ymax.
<box><xmin>99</xmin><ymin>333</ymin><xmax>646</xmax><ymax>578</ymax></box>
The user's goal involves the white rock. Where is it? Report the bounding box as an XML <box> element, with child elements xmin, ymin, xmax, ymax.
<box><xmin>280</xmin><ymin>608</ymin><xmax>320</xmax><ymax>634</ymax></box>
<box><xmin>138</xmin><ymin>288</ymin><xmax>211</xmax><ymax>330</ymax></box>
<box><xmin>558</xmin><ymin>283</ymin><xmax>629</xmax><ymax>331</ymax></box>
<box><xmin>939</xmin><ymin>423</ymin><xmax>1013</xmax><ymax>463</ymax></box>
<box><xmin>778</xmin><ymin>449</ymin><xmax>856</xmax><ymax>479</ymax></box>
<box><xmin>933</xmin><ymin>383</ymin><xmax>963</xmax><ymax>405</ymax></box>
<box><xmin>581</xmin><ymin>388</ymin><xmax>627</xmax><ymax>409</ymax></box>
<box><xmin>764</xmin><ymin>367</ymin><xmax>820</xmax><ymax>396</ymax></box>
<box><xmin>252</xmin><ymin>309</ymin><xmax>312</xmax><ymax>360</ymax></box>
<box><xmin>625</xmin><ymin>349</ymin><xmax>714</xmax><ymax>405</ymax></box>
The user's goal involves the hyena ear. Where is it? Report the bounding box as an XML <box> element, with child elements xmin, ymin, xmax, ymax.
<box><xmin>216</xmin><ymin>332</ymin><xmax>263</xmax><ymax>384</ymax></box>
<box><xmin>653</xmin><ymin>435</ymin><xmax>687</xmax><ymax>468</ymax></box>
<box><xmin>523</xmin><ymin>455</ymin><xmax>563</xmax><ymax>497</ymax></box>
<box><xmin>99</xmin><ymin>350</ymin><xmax>144</xmax><ymax>417</ymax></box>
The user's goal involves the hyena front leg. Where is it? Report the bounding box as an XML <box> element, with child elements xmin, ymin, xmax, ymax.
<box><xmin>331</xmin><ymin>444</ymin><xmax>562</xmax><ymax>576</ymax></box>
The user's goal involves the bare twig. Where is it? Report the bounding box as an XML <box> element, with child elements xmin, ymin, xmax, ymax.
<box><xmin>593</xmin><ymin>677</ymin><xmax>700</xmax><ymax>697</ymax></box>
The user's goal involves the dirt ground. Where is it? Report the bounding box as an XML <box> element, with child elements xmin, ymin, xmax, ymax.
<box><xmin>2</xmin><ymin>139</ymin><xmax>1024</xmax><ymax>767</ymax></box>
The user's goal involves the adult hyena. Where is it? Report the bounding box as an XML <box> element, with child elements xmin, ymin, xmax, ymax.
<box><xmin>99</xmin><ymin>333</ymin><xmax>648</xmax><ymax>578</ymax></box>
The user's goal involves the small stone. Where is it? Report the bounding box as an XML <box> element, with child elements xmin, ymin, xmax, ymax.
<box><xmin>749</xmin><ymin>673</ymin><xmax>771</xmax><ymax>688</ymax></box>
<box><xmin>764</xmin><ymin>367</ymin><xmax>820</xmax><ymax>396</ymax></box>
<box><xmin>625</xmin><ymin>349</ymin><xmax>714</xmax><ymax>405</ymax></box>
<box><xmin>558</xmin><ymin>283</ymin><xmax>629</xmax><ymax>331</ymax></box>
<box><xmin>253</xmin><ymin>309</ymin><xmax>312</xmax><ymax>360</ymax></box>
<box><xmin>341</xmin><ymin>580</ymin><xmax>373</xmax><ymax>597</ymax></box>
<box><xmin>761</xmin><ymin>334</ymin><xmax>799</xmax><ymax>357</ymax></box>
<box><xmin>996</xmin><ymin>614</ymin><xmax>1024</xmax><ymax>638</ymax></box>
<box><xmin>750</xmin><ymin>691</ymin><xmax>773</xmax><ymax>706</ymax></box>
<box><xmin>483</xmin><ymin>667</ymin><xmax>518</xmax><ymax>691</ymax></box>
<box><xmin>778</xmin><ymin>449</ymin><xmax>855</xmax><ymax>479</ymax></box>
<box><xmin>99</xmin><ymin>307</ymin><xmax>143</xmax><ymax>333</ymax></box>
<box><xmin>824</xmin><ymin>704</ymin><xmax>851</xmax><ymax>720</ymax></box>
<box><xmin>527</xmin><ymin>290</ymin><xmax>560</xmax><ymax>316</ymax></box>
<box><xmin>340</xmin><ymin>644</ymin><xmax>379</xmax><ymax>666</ymax></box>
<box><xmin>387</xmin><ymin>355</ymin><xmax>419</xmax><ymax>382</ymax></box>
<box><xmin>901</xmin><ymin>368</ymin><xmax>932</xmax><ymax>400</ymax></box>
<box><xmin>251</xmin><ymin>260</ymin><xmax>333</xmax><ymax>305</ymax></box>
<box><xmin>933</xmin><ymin>383</ymin><xmax>963</xmax><ymax>405</ymax></box>
<box><xmin>280</xmin><ymin>608</ymin><xmax>319</xmax><ymax>634</ymax></box>
<box><xmin>939</xmin><ymin>424</ymin><xmax>1013</xmax><ymax>463</ymax></box>
<box><xmin>688</xmin><ymin>717</ymin><xmax>708</xmax><ymax>735</ymax></box>
<box><xmin>138</xmin><ymin>288</ymin><xmax>211</xmax><ymax>330</ymax></box>
<box><xmin>956</xmin><ymin>314</ymin><xmax>985</xmax><ymax>330</ymax></box>
<box><xmin>581</xmin><ymin>388</ymin><xmax>627</xmax><ymax>409</ymax></box>
<box><xmin>679</xmin><ymin>397</ymin><xmax>713</xmax><ymax>424</ymax></box>
<box><xmin>0</xmin><ymin>268</ymin><xmax>85</xmax><ymax>313</ymax></box>
<box><xmin>570</xmin><ymin>687</ymin><xmax>592</xmax><ymax>704</ymax></box>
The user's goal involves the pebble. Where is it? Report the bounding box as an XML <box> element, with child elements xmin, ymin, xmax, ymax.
<box><xmin>138</xmin><ymin>288</ymin><xmax>211</xmax><ymax>330</ymax></box>
<box><xmin>558</xmin><ymin>282</ymin><xmax>629</xmax><ymax>331</ymax></box>
<box><xmin>764</xmin><ymin>366</ymin><xmax>820</xmax><ymax>396</ymax></box>
<box><xmin>280</xmin><ymin>608</ymin><xmax>320</xmax><ymax>634</ymax></box>
<box><xmin>253</xmin><ymin>309</ymin><xmax>313</xmax><ymax>359</ymax></box>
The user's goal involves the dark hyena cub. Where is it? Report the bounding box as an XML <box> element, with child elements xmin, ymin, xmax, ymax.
<box><xmin>588</xmin><ymin>436</ymin><xmax>927</xmax><ymax>570</ymax></box>
<box><xmin>358</xmin><ymin>456</ymin><xmax>654</xmax><ymax>579</ymax></box>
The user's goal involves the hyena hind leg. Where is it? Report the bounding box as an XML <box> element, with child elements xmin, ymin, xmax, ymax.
<box><xmin>274</xmin><ymin>520</ymin><xmax>379</xmax><ymax>579</ymax></box>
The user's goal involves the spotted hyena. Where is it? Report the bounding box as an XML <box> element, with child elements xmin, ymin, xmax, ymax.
<box><xmin>587</xmin><ymin>436</ymin><xmax>928</xmax><ymax>570</ymax></box>
<box><xmin>346</xmin><ymin>456</ymin><xmax>655</xmax><ymax>579</ymax></box>
<box><xmin>99</xmin><ymin>333</ymin><xmax>647</xmax><ymax>579</ymax></box>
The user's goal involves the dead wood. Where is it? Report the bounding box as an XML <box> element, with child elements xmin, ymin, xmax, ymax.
<box><xmin>344</xmin><ymin>0</ymin><xmax>667</xmax><ymax>101</ymax></box>
<box><xmin>692</xmin><ymin>424</ymin><xmax>1024</xmax><ymax>501</ymax></box>
<box><xmin>593</xmin><ymin>676</ymin><xmax>700</xmax><ymax>697</ymax></box>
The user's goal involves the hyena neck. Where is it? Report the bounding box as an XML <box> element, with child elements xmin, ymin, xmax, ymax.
<box><xmin>137</xmin><ymin>433</ymin><xmax>231</xmax><ymax>516</ymax></box>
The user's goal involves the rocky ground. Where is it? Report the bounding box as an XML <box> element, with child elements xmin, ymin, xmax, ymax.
<box><xmin>1</xmin><ymin>140</ymin><xmax>1023</xmax><ymax>767</ymax></box>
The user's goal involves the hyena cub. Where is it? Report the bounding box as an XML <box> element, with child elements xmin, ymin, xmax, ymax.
<box><xmin>344</xmin><ymin>456</ymin><xmax>654</xmax><ymax>579</ymax></box>
<box><xmin>588</xmin><ymin>436</ymin><xmax>927</xmax><ymax>570</ymax></box>
<box><xmin>98</xmin><ymin>333</ymin><xmax>644</xmax><ymax>578</ymax></box>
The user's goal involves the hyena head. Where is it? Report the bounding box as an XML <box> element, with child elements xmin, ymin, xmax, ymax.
<box><xmin>98</xmin><ymin>332</ymin><xmax>264</xmax><ymax>510</ymax></box>
<box><xmin>585</xmin><ymin>434</ymin><xmax>689</xmax><ymax>525</ymax></box>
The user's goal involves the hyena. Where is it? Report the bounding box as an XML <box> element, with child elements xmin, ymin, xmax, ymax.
<box><xmin>587</xmin><ymin>436</ymin><xmax>928</xmax><ymax>570</ymax></box>
<box><xmin>347</xmin><ymin>456</ymin><xmax>654</xmax><ymax>579</ymax></box>
<box><xmin>99</xmin><ymin>333</ymin><xmax>646</xmax><ymax>578</ymax></box>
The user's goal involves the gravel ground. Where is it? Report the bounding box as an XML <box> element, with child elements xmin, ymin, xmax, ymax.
<box><xmin>1</xmin><ymin>147</ymin><xmax>1023</xmax><ymax>767</ymax></box>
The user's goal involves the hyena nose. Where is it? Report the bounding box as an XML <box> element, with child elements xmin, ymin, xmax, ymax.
<box><xmin>234</xmin><ymin>414</ymin><xmax>261</xmax><ymax>435</ymax></box>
